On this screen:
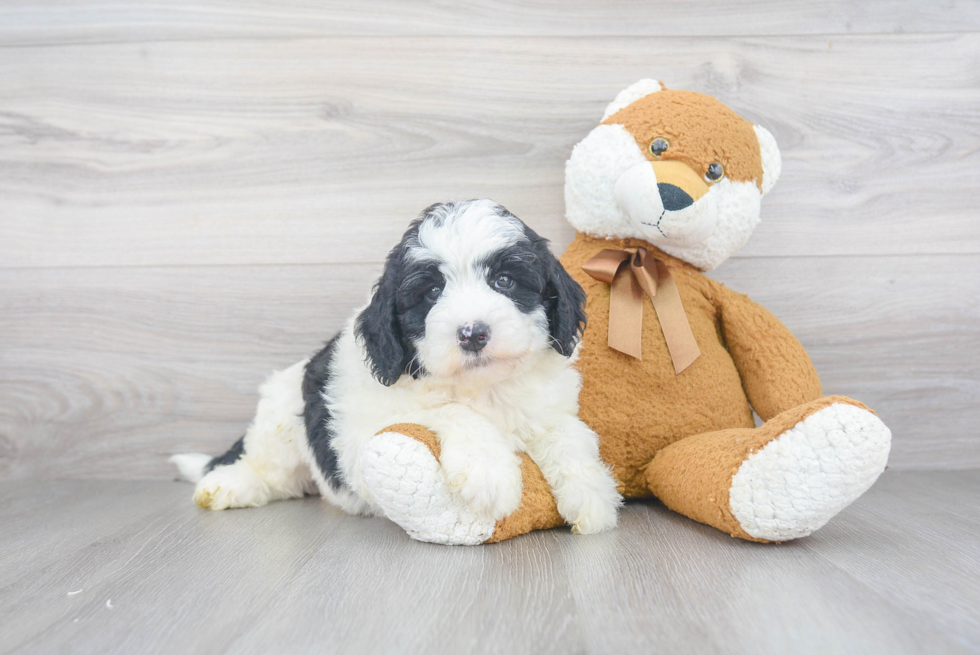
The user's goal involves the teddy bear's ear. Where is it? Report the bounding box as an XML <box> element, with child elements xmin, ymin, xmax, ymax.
<box><xmin>601</xmin><ymin>79</ymin><xmax>664</xmax><ymax>121</ymax></box>
<box><xmin>754</xmin><ymin>124</ymin><xmax>782</xmax><ymax>195</ymax></box>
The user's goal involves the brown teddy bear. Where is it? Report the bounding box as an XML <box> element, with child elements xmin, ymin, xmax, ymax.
<box><xmin>360</xmin><ymin>80</ymin><xmax>892</xmax><ymax>544</ymax></box>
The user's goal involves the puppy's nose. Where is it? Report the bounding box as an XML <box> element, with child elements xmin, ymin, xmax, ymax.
<box><xmin>457</xmin><ymin>322</ymin><xmax>490</xmax><ymax>352</ymax></box>
<box><xmin>658</xmin><ymin>183</ymin><xmax>694</xmax><ymax>211</ymax></box>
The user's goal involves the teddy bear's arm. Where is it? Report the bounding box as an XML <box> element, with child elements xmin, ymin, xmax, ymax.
<box><xmin>712</xmin><ymin>283</ymin><xmax>822</xmax><ymax>421</ymax></box>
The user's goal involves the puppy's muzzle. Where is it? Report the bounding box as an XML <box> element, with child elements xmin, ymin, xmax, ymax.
<box><xmin>457</xmin><ymin>322</ymin><xmax>490</xmax><ymax>353</ymax></box>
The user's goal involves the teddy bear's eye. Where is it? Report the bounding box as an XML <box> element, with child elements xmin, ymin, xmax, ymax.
<box><xmin>705</xmin><ymin>162</ymin><xmax>725</xmax><ymax>182</ymax></box>
<box><xmin>649</xmin><ymin>137</ymin><xmax>669</xmax><ymax>157</ymax></box>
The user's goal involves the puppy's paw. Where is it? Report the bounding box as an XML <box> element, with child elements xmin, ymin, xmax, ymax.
<box><xmin>440</xmin><ymin>446</ymin><xmax>523</xmax><ymax>521</ymax></box>
<box><xmin>556</xmin><ymin>465</ymin><xmax>622</xmax><ymax>535</ymax></box>
<box><xmin>193</xmin><ymin>463</ymin><xmax>269</xmax><ymax>510</ymax></box>
<box><xmin>569</xmin><ymin>493</ymin><xmax>620</xmax><ymax>535</ymax></box>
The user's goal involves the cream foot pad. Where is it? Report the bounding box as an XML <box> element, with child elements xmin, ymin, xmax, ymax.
<box><xmin>362</xmin><ymin>432</ymin><xmax>496</xmax><ymax>545</ymax></box>
<box><xmin>730</xmin><ymin>403</ymin><xmax>892</xmax><ymax>541</ymax></box>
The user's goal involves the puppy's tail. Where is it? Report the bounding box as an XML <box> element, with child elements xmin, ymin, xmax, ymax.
<box><xmin>169</xmin><ymin>453</ymin><xmax>213</xmax><ymax>483</ymax></box>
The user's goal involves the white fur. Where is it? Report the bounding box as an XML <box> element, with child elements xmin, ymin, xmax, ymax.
<box><xmin>168</xmin><ymin>453</ymin><xmax>212</xmax><ymax>483</ymax></box>
<box><xmin>411</xmin><ymin>199</ymin><xmax>525</xmax><ymax>268</ymax></box>
<box><xmin>656</xmin><ymin>178</ymin><xmax>762</xmax><ymax>271</ymax></box>
<box><xmin>188</xmin><ymin>360</ymin><xmax>318</xmax><ymax>510</ymax></box>
<box><xmin>174</xmin><ymin>200</ymin><xmax>621</xmax><ymax>543</ymax></box>
<box><xmin>565</xmin><ymin>123</ymin><xmax>649</xmax><ymax>240</ymax></box>
<box><xmin>729</xmin><ymin>404</ymin><xmax>892</xmax><ymax>541</ymax></box>
<box><xmin>754</xmin><ymin>124</ymin><xmax>782</xmax><ymax>195</ymax></box>
<box><xmin>602</xmin><ymin>78</ymin><xmax>662</xmax><ymax>121</ymax></box>
<box><xmin>523</xmin><ymin>415</ymin><xmax>621</xmax><ymax>534</ymax></box>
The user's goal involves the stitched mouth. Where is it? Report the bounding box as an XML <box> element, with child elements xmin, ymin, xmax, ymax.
<box><xmin>640</xmin><ymin>209</ymin><xmax>667</xmax><ymax>237</ymax></box>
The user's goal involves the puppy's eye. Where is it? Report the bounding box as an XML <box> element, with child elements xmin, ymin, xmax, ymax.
<box><xmin>649</xmin><ymin>137</ymin><xmax>669</xmax><ymax>157</ymax></box>
<box><xmin>494</xmin><ymin>274</ymin><xmax>515</xmax><ymax>290</ymax></box>
<box><xmin>424</xmin><ymin>285</ymin><xmax>442</xmax><ymax>301</ymax></box>
<box><xmin>705</xmin><ymin>162</ymin><xmax>725</xmax><ymax>182</ymax></box>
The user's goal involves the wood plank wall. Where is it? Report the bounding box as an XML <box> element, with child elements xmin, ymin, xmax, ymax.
<box><xmin>1</xmin><ymin>1</ymin><xmax>978</xmax><ymax>478</ymax></box>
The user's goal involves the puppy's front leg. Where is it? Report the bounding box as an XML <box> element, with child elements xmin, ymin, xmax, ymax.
<box><xmin>425</xmin><ymin>405</ymin><xmax>523</xmax><ymax>521</ymax></box>
<box><xmin>525</xmin><ymin>417</ymin><xmax>622</xmax><ymax>534</ymax></box>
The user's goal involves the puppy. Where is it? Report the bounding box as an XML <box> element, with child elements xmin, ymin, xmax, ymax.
<box><xmin>172</xmin><ymin>199</ymin><xmax>621</xmax><ymax>536</ymax></box>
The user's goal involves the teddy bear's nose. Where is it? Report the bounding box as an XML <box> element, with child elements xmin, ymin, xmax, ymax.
<box><xmin>658</xmin><ymin>183</ymin><xmax>694</xmax><ymax>211</ymax></box>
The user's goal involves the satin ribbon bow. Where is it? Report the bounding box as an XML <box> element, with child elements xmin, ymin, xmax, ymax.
<box><xmin>582</xmin><ymin>247</ymin><xmax>700</xmax><ymax>374</ymax></box>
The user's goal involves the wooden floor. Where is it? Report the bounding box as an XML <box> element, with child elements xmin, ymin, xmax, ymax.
<box><xmin>1</xmin><ymin>471</ymin><xmax>978</xmax><ymax>654</ymax></box>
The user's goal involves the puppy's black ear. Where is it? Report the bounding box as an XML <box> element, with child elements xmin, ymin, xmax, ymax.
<box><xmin>355</xmin><ymin>243</ymin><xmax>407</xmax><ymax>386</ymax></box>
<box><xmin>535</xmin><ymin>238</ymin><xmax>587</xmax><ymax>357</ymax></box>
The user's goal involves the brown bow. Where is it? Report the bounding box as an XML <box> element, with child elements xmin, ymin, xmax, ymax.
<box><xmin>583</xmin><ymin>247</ymin><xmax>700</xmax><ymax>374</ymax></box>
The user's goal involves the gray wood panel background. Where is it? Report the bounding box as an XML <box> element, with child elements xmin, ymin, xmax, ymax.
<box><xmin>1</xmin><ymin>1</ymin><xmax>978</xmax><ymax>479</ymax></box>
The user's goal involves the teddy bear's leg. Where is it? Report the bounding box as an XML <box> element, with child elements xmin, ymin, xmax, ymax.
<box><xmin>361</xmin><ymin>423</ymin><xmax>564</xmax><ymax>545</ymax></box>
<box><xmin>645</xmin><ymin>396</ymin><xmax>891</xmax><ymax>542</ymax></box>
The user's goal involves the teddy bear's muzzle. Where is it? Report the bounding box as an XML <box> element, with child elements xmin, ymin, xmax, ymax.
<box><xmin>615</xmin><ymin>160</ymin><xmax>717</xmax><ymax>246</ymax></box>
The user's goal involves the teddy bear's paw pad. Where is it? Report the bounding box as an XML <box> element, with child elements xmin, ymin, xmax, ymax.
<box><xmin>729</xmin><ymin>403</ymin><xmax>891</xmax><ymax>541</ymax></box>
<box><xmin>362</xmin><ymin>432</ymin><xmax>496</xmax><ymax>546</ymax></box>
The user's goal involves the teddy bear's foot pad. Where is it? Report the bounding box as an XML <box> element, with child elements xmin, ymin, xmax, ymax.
<box><xmin>362</xmin><ymin>432</ymin><xmax>496</xmax><ymax>545</ymax></box>
<box><xmin>729</xmin><ymin>403</ymin><xmax>891</xmax><ymax>541</ymax></box>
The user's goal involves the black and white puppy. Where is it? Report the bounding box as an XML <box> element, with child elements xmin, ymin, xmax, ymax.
<box><xmin>172</xmin><ymin>200</ymin><xmax>621</xmax><ymax>540</ymax></box>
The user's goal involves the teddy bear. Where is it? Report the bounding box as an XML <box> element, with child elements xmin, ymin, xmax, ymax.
<box><xmin>358</xmin><ymin>79</ymin><xmax>892</xmax><ymax>545</ymax></box>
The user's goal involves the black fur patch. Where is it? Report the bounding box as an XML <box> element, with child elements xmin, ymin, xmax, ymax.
<box><xmin>206</xmin><ymin>435</ymin><xmax>245</xmax><ymax>473</ymax></box>
<box><xmin>355</xmin><ymin>214</ymin><xmax>440</xmax><ymax>386</ymax></box>
<box><xmin>479</xmin><ymin>210</ymin><xmax>588</xmax><ymax>356</ymax></box>
<box><xmin>394</xmin><ymin>259</ymin><xmax>443</xmax><ymax>379</ymax></box>
<box><xmin>302</xmin><ymin>334</ymin><xmax>347</xmax><ymax>491</ymax></box>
